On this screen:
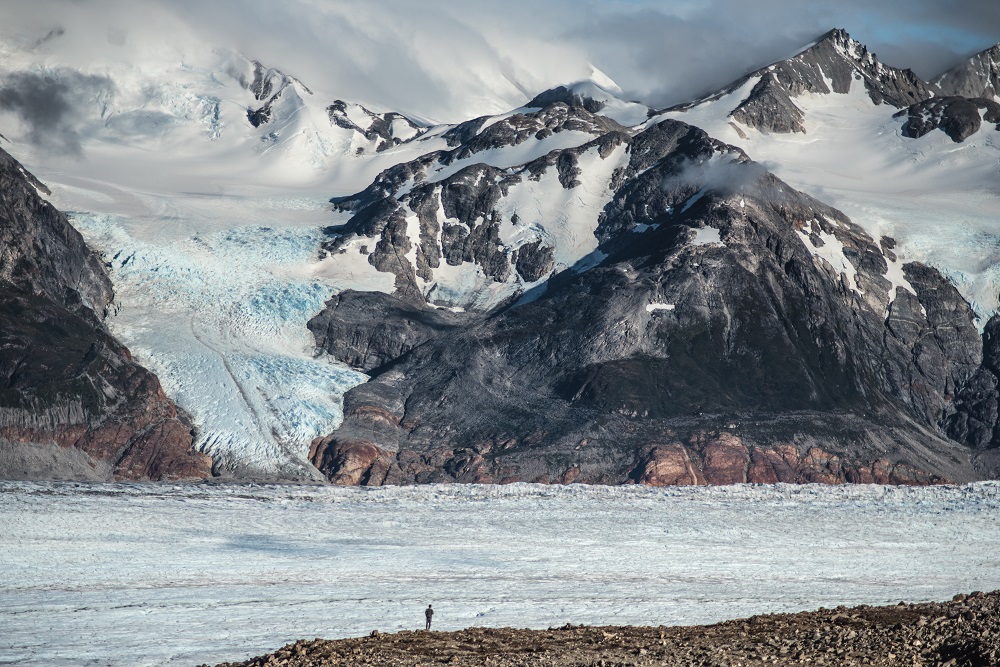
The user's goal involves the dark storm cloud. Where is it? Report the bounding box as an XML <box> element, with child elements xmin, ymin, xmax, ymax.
<box><xmin>0</xmin><ymin>70</ymin><xmax>115</xmax><ymax>155</ymax></box>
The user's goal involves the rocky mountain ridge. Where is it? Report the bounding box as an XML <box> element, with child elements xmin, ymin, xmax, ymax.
<box><xmin>661</xmin><ymin>29</ymin><xmax>1000</xmax><ymax>146</ymax></box>
<box><xmin>310</xmin><ymin>117</ymin><xmax>989</xmax><ymax>486</ymax></box>
<box><xmin>663</xmin><ymin>29</ymin><xmax>935</xmax><ymax>134</ymax></box>
<box><xmin>0</xmin><ymin>148</ymin><xmax>211</xmax><ymax>481</ymax></box>
<box><xmin>935</xmin><ymin>43</ymin><xmax>1000</xmax><ymax>100</ymax></box>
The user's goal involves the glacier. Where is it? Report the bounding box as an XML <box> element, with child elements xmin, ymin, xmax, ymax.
<box><xmin>2</xmin><ymin>481</ymin><xmax>999</xmax><ymax>666</ymax></box>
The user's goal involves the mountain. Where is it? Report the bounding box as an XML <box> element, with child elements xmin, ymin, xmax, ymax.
<box><xmin>307</xmin><ymin>117</ymin><xmax>986</xmax><ymax>485</ymax></box>
<box><xmin>657</xmin><ymin>29</ymin><xmax>1000</xmax><ymax>320</ymax></box>
<box><xmin>0</xmin><ymin>148</ymin><xmax>211</xmax><ymax>481</ymax></box>
<box><xmin>3</xmin><ymin>23</ymin><xmax>1000</xmax><ymax>484</ymax></box>
<box><xmin>320</xmin><ymin>93</ymin><xmax>631</xmax><ymax>309</ymax></box>
<box><xmin>663</xmin><ymin>29</ymin><xmax>935</xmax><ymax>134</ymax></box>
<box><xmin>935</xmin><ymin>43</ymin><xmax>1000</xmax><ymax>100</ymax></box>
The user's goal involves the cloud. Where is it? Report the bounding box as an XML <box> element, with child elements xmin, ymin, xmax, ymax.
<box><xmin>0</xmin><ymin>0</ymin><xmax>996</xmax><ymax>125</ymax></box>
<box><xmin>0</xmin><ymin>70</ymin><xmax>115</xmax><ymax>155</ymax></box>
<box><xmin>663</xmin><ymin>155</ymin><xmax>772</xmax><ymax>202</ymax></box>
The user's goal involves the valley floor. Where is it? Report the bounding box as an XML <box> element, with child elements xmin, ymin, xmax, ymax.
<box><xmin>211</xmin><ymin>592</ymin><xmax>1000</xmax><ymax>666</ymax></box>
<box><xmin>3</xmin><ymin>482</ymin><xmax>999</xmax><ymax>666</ymax></box>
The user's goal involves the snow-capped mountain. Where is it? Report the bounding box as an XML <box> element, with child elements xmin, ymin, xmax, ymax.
<box><xmin>662</xmin><ymin>29</ymin><xmax>934</xmax><ymax>134</ymax></box>
<box><xmin>311</xmin><ymin>117</ymin><xmax>983</xmax><ymax>486</ymax></box>
<box><xmin>935</xmin><ymin>43</ymin><xmax>1000</xmax><ymax>100</ymax></box>
<box><xmin>656</xmin><ymin>29</ymin><xmax>1000</xmax><ymax>322</ymax></box>
<box><xmin>2</xmin><ymin>20</ymin><xmax>1000</xmax><ymax>484</ymax></box>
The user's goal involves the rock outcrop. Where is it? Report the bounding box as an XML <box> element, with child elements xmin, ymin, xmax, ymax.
<box><xmin>308</xmin><ymin>290</ymin><xmax>473</xmax><ymax>372</ymax></box>
<box><xmin>243</xmin><ymin>59</ymin><xmax>311</xmax><ymax>128</ymax></box>
<box><xmin>897</xmin><ymin>96</ymin><xmax>1000</xmax><ymax>142</ymax></box>
<box><xmin>0</xmin><ymin>148</ymin><xmax>211</xmax><ymax>481</ymax></box>
<box><xmin>326</xmin><ymin>100</ymin><xmax>424</xmax><ymax>152</ymax></box>
<box><xmin>311</xmin><ymin>118</ymin><xmax>984</xmax><ymax>486</ymax></box>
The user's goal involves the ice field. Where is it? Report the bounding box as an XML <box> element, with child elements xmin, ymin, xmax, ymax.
<box><xmin>3</xmin><ymin>481</ymin><xmax>1000</xmax><ymax>666</ymax></box>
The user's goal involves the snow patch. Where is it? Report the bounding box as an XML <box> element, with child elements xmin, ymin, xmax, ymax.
<box><xmin>690</xmin><ymin>226</ymin><xmax>723</xmax><ymax>246</ymax></box>
<box><xmin>646</xmin><ymin>303</ymin><xmax>675</xmax><ymax>312</ymax></box>
<box><xmin>681</xmin><ymin>188</ymin><xmax>707</xmax><ymax>212</ymax></box>
<box><xmin>797</xmin><ymin>225</ymin><xmax>860</xmax><ymax>294</ymax></box>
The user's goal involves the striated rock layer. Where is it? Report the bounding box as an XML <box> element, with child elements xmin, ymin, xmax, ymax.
<box><xmin>311</xmin><ymin>118</ymin><xmax>989</xmax><ymax>486</ymax></box>
<box><xmin>0</xmin><ymin>148</ymin><xmax>211</xmax><ymax>481</ymax></box>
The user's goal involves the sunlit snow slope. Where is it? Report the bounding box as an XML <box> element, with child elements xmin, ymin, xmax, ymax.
<box><xmin>657</xmin><ymin>50</ymin><xmax>1000</xmax><ymax>321</ymax></box>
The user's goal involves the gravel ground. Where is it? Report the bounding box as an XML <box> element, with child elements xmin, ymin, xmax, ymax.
<box><xmin>207</xmin><ymin>591</ymin><xmax>1000</xmax><ymax>666</ymax></box>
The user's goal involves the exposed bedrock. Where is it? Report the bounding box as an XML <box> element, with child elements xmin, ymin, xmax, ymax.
<box><xmin>0</xmin><ymin>148</ymin><xmax>211</xmax><ymax>481</ymax></box>
<box><xmin>311</xmin><ymin>119</ymin><xmax>988</xmax><ymax>486</ymax></box>
<box><xmin>322</xmin><ymin>102</ymin><xmax>627</xmax><ymax>304</ymax></box>
<box><xmin>897</xmin><ymin>96</ymin><xmax>1000</xmax><ymax>143</ymax></box>
<box><xmin>935</xmin><ymin>43</ymin><xmax>1000</xmax><ymax>100</ymax></box>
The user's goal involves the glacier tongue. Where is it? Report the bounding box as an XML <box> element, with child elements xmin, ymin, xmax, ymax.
<box><xmin>71</xmin><ymin>211</ymin><xmax>368</xmax><ymax>479</ymax></box>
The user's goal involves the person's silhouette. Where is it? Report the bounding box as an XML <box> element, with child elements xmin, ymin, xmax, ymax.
<box><xmin>425</xmin><ymin>604</ymin><xmax>434</xmax><ymax>631</ymax></box>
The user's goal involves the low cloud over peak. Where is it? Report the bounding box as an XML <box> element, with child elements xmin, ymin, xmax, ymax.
<box><xmin>0</xmin><ymin>0</ymin><xmax>996</xmax><ymax>124</ymax></box>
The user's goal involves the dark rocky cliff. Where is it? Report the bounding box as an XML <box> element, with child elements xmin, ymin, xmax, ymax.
<box><xmin>309</xmin><ymin>119</ymin><xmax>986</xmax><ymax>486</ymax></box>
<box><xmin>896</xmin><ymin>96</ymin><xmax>1000</xmax><ymax>143</ymax></box>
<box><xmin>0</xmin><ymin>148</ymin><xmax>212</xmax><ymax>481</ymax></box>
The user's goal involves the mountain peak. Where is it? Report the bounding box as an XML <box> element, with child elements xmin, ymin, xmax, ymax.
<box><xmin>935</xmin><ymin>42</ymin><xmax>1000</xmax><ymax>100</ymax></box>
<box><xmin>667</xmin><ymin>27</ymin><xmax>935</xmax><ymax>134</ymax></box>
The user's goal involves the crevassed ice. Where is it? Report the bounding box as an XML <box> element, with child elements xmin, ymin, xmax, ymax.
<box><xmin>71</xmin><ymin>213</ymin><xmax>367</xmax><ymax>476</ymax></box>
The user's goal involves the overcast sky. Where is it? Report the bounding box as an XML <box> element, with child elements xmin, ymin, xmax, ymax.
<box><xmin>3</xmin><ymin>0</ymin><xmax>999</xmax><ymax>121</ymax></box>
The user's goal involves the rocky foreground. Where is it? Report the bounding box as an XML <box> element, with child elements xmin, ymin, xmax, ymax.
<box><xmin>208</xmin><ymin>592</ymin><xmax>1000</xmax><ymax>667</ymax></box>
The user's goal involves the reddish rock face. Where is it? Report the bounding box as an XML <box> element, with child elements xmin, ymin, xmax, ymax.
<box><xmin>309</xmin><ymin>438</ymin><xmax>396</xmax><ymax>485</ymax></box>
<box><xmin>561</xmin><ymin>466</ymin><xmax>581</xmax><ymax>484</ymax></box>
<box><xmin>628</xmin><ymin>432</ymin><xmax>943</xmax><ymax>487</ymax></box>
<box><xmin>308</xmin><ymin>427</ymin><xmax>946</xmax><ymax>488</ymax></box>
<box><xmin>700</xmin><ymin>433</ymin><xmax>750</xmax><ymax>485</ymax></box>
<box><xmin>634</xmin><ymin>445</ymin><xmax>703</xmax><ymax>486</ymax></box>
<box><xmin>0</xmin><ymin>148</ymin><xmax>211</xmax><ymax>483</ymax></box>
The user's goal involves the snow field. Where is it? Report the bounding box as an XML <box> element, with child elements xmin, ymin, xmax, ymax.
<box><xmin>659</xmin><ymin>75</ymin><xmax>1000</xmax><ymax>324</ymax></box>
<box><xmin>2</xmin><ymin>481</ymin><xmax>999</xmax><ymax>667</ymax></box>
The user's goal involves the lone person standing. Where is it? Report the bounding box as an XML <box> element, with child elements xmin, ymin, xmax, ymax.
<box><xmin>424</xmin><ymin>604</ymin><xmax>434</xmax><ymax>631</ymax></box>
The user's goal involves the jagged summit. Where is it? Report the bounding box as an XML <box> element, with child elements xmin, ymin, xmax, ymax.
<box><xmin>665</xmin><ymin>28</ymin><xmax>935</xmax><ymax>134</ymax></box>
<box><xmin>935</xmin><ymin>42</ymin><xmax>1000</xmax><ymax>100</ymax></box>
